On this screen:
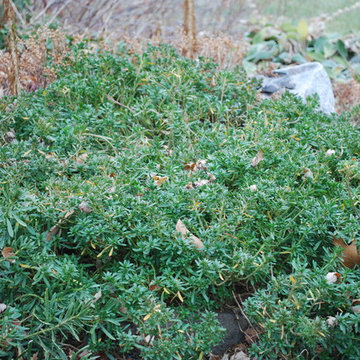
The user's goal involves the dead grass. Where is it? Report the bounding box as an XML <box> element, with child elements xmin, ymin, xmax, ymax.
<box><xmin>333</xmin><ymin>79</ymin><xmax>360</xmax><ymax>114</ymax></box>
<box><xmin>0</xmin><ymin>27</ymin><xmax>69</xmax><ymax>96</ymax></box>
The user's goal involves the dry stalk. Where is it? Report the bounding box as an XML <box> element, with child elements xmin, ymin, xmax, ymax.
<box><xmin>183</xmin><ymin>0</ymin><xmax>197</xmax><ymax>58</ymax></box>
<box><xmin>4</xmin><ymin>0</ymin><xmax>21</xmax><ymax>96</ymax></box>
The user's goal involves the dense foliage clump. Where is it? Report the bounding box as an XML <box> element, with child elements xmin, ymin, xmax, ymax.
<box><xmin>0</xmin><ymin>44</ymin><xmax>359</xmax><ymax>359</ymax></box>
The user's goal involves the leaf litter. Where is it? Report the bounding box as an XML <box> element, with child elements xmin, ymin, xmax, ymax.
<box><xmin>176</xmin><ymin>219</ymin><xmax>204</xmax><ymax>250</ymax></box>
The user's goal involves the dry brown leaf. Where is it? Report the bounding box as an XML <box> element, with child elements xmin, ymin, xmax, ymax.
<box><xmin>46</xmin><ymin>225</ymin><xmax>59</xmax><ymax>241</ymax></box>
<box><xmin>46</xmin><ymin>209</ymin><xmax>75</xmax><ymax>241</ymax></box>
<box><xmin>194</xmin><ymin>178</ymin><xmax>210</xmax><ymax>187</ymax></box>
<box><xmin>149</xmin><ymin>281</ymin><xmax>161</xmax><ymax>291</ymax></box>
<box><xmin>251</xmin><ymin>149</ymin><xmax>263</xmax><ymax>167</ymax></box>
<box><xmin>176</xmin><ymin>219</ymin><xmax>204</xmax><ymax>250</ymax></box>
<box><xmin>153</xmin><ymin>175</ymin><xmax>169</xmax><ymax>186</ymax></box>
<box><xmin>332</xmin><ymin>236</ymin><xmax>360</xmax><ymax>268</ymax></box>
<box><xmin>79</xmin><ymin>201</ymin><xmax>92</xmax><ymax>213</ymax></box>
<box><xmin>92</xmin><ymin>290</ymin><xmax>102</xmax><ymax>303</ymax></box>
<box><xmin>185</xmin><ymin>159</ymin><xmax>207</xmax><ymax>172</ymax></box>
<box><xmin>303</xmin><ymin>168</ymin><xmax>314</xmax><ymax>179</ymax></box>
<box><xmin>2</xmin><ymin>247</ymin><xmax>15</xmax><ymax>263</ymax></box>
<box><xmin>30</xmin><ymin>353</ymin><xmax>39</xmax><ymax>360</ymax></box>
<box><xmin>208</xmin><ymin>172</ymin><xmax>216</xmax><ymax>182</ymax></box>
<box><xmin>75</xmin><ymin>152</ymin><xmax>88</xmax><ymax>164</ymax></box>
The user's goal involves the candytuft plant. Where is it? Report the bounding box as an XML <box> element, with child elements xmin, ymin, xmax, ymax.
<box><xmin>0</xmin><ymin>42</ymin><xmax>360</xmax><ymax>359</ymax></box>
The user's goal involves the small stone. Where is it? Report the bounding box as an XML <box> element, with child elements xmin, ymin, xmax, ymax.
<box><xmin>325</xmin><ymin>272</ymin><xmax>339</xmax><ymax>284</ymax></box>
<box><xmin>0</xmin><ymin>303</ymin><xmax>7</xmax><ymax>312</ymax></box>
<box><xmin>325</xmin><ymin>149</ymin><xmax>336</xmax><ymax>157</ymax></box>
<box><xmin>5</xmin><ymin>129</ymin><xmax>16</xmax><ymax>143</ymax></box>
<box><xmin>249</xmin><ymin>184</ymin><xmax>257</xmax><ymax>192</ymax></box>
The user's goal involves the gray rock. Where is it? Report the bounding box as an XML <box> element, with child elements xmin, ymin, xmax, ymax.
<box><xmin>211</xmin><ymin>311</ymin><xmax>248</xmax><ymax>356</ymax></box>
<box><xmin>259</xmin><ymin>62</ymin><xmax>335</xmax><ymax>114</ymax></box>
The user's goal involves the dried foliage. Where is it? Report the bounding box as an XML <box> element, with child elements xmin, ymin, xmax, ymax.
<box><xmin>333</xmin><ymin>79</ymin><xmax>360</xmax><ymax>113</ymax></box>
<box><xmin>0</xmin><ymin>26</ymin><xmax>68</xmax><ymax>96</ymax></box>
<box><xmin>3</xmin><ymin>0</ymin><xmax>21</xmax><ymax>95</ymax></box>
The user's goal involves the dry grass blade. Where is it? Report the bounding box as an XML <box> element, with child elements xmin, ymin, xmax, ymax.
<box><xmin>107</xmin><ymin>95</ymin><xmax>135</xmax><ymax>113</ymax></box>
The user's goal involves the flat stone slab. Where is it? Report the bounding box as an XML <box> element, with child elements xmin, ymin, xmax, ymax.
<box><xmin>211</xmin><ymin>311</ymin><xmax>248</xmax><ymax>356</ymax></box>
<box><xmin>259</xmin><ymin>62</ymin><xmax>335</xmax><ymax>114</ymax></box>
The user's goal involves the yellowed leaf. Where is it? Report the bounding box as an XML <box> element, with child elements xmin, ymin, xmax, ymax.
<box><xmin>153</xmin><ymin>175</ymin><xmax>169</xmax><ymax>186</ymax></box>
<box><xmin>109</xmin><ymin>247</ymin><xmax>114</xmax><ymax>257</ymax></box>
<box><xmin>79</xmin><ymin>201</ymin><xmax>92</xmax><ymax>213</ymax></box>
<box><xmin>297</xmin><ymin>19</ymin><xmax>308</xmax><ymax>42</ymax></box>
<box><xmin>251</xmin><ymin>149</ymin><xmax>264</xmax><ymax>167</ymax></box>
<box><xmin>177</xmin><ymin>291</ymin><xmax>184</xmax><ymax>302</ymax></box>
<box><xmin>143</xmin><ymin>313</ymin><xmax>152</xmax><ymax>321</ymax></box>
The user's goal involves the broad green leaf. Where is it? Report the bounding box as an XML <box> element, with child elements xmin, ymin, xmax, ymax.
<box><xmin>297</xmin><ymin>20</ymin><xmax>308</xmax><ymax>42</ymax></box>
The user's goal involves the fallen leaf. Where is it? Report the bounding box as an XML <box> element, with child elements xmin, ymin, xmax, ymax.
<box><xmin>0</xmin><ymin>303</ymin><xmax>7</xmax><ymax>312</ymax></box>
<box><xmin>79</xmin><ymin>201</ymin><xmax>92</xmax><ymax>213</ymax></box>
<box><xmin>351</xmin><ymin>306</ymin><xmax>360</xmax><ymax>314</ymax></box>
<box><xmin>119</xmin><ymin>306</ymin><xmax>127</xmax><ymax>314</ymax></box>
<box><xmin>93</xmin><ymin>290</ymin><xmax>102</xmax><ymax>303</ymax></box>
<box><xmin>46</xmin><ymin>209</ymin><xmax>75</xmax><ymax>241</ymax></box>
<box><xmin>149</xmin><ymin>281</ymin><xmax>161</xmax><ymax>291</ymax></box>
<box><xmin>326</xmin><ymin>316</ymin><xmax>338</xmax><ymax>327</ymax></box>
<box><xmin>2</xmin><ymin>247</ymin><xmax>15</xmax><ymax>263</ymax></box>
<box><xmin>4</xmin><ymin>129</ymin><xmax>16</xmax><ymax>143</ymax></box>
<box><xmin>75</xmin><ymin>152</ymin><xmax>88</xmax><ymax>164</ymax></box>
<box><xmin>229</xmin><ymin>351</ymin><xmax>251</xmax><ymax>360</ymax></box>
<box><xmin>185</xmin><ymin>159</ymin><xmax>207</xmax><ymax>172</ymax></box>
<box><xmin>208</xmin><ymin>173</ymin><xmax>216</xmax><ymax>182</ymax></box>
<box><xmin>251</xmin><ymin>150</ymin><xmax>263</xmax><ymax>167</ymax></box>
<box><xmin>303</xmin><ymin>168</ymin><xmax>314</xmax><ymax>179</ymax></box>
<box><xmin>332</xmin><ymin>236</ymin><xmax>360</xmax><ymax>268</ymax></box>
<box><xmin>176</xmin><ymin>219</ymin><xmax>204</xmax><ymax>250</ymax></box>
<box><xmin>30</xmin><ymin>353</ymin><xmax>39</xmax><ymax>360</ymax></box>
<box><xmin>185</xmin><ymin>182</ymin><xmax>194</xmax><ymax>190</ymax></box>
<box><xmin>46</xmin><ymin>225</ymin><xmax>60</xmax><ymax>241</ymax></box>
<box><xmin>194</xmin><ymin>178</ymin><xmax>210</xmax><ymax>187</ymax></box>
<box><xmin>153</xmin><ymin>175</ymin><xmax>169</xmax><ymax>186</ymax></box>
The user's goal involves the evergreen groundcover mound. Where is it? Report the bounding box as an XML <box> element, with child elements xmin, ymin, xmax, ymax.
<box><xmin>1</xmin><ymin>44</ymin><xmax>360</xmax><ymax>359</ymax></box>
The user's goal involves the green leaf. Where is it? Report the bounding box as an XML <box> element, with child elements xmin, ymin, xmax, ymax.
<box><xmin>13</xmin><ymin>214</ymin><xmax>27</xmax><ymax>227</ymax></box>
<box><xmin>6</xmin><ymin>219</ymin><xmax>14</xmax><ymax>238</ymax></box>
<box><xmin>336</xmin><ymin>39</ymin><xmax>348</xmax><ymax>59</ymax></box>
<box><xmin>297</xmin><ymin>20</ymin><xmax>308</xmax><ymax>42</ymax></box>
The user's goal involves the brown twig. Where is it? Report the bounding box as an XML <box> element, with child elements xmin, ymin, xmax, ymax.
<box><xmin>106</xmin><ymin>95</ymin><xmax>135</xmax><ymax>114</ymax></box>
